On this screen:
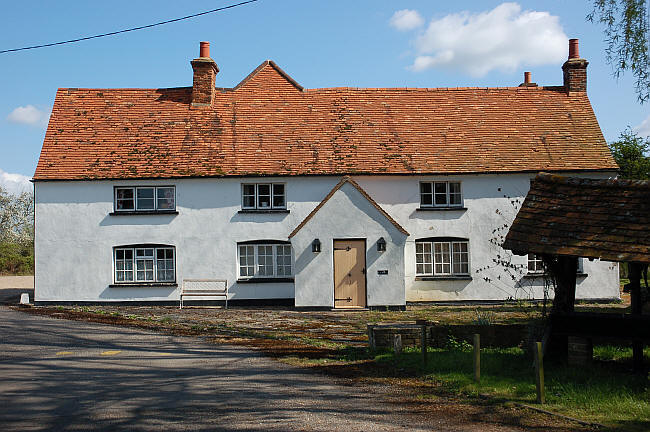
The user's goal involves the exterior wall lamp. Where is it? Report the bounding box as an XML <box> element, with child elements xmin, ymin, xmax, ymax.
<box><xmin>377</xmin><ymin>237</ymin><xmax>386</xmax><ymax>252</ymax></box>
<box><xmin>312</xmin><ymin>238</ymin><xmax>321</xmax><ymax>253</ymax></box>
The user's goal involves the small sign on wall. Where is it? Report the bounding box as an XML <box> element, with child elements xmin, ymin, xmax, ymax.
<box><xmin>377</xmin><ymin>270</ymin><xmax>388</xmax><ymax>275</ymax></box>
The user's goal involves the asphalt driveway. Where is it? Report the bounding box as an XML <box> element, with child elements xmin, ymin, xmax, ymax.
<box><xmin>0</xmin><ymin>306</ymin><xmax>511</xmax><ymax>432</ymax></box>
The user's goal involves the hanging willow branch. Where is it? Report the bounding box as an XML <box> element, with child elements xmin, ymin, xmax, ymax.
<box><xmin>588</xmin><ymin>0</ymin><xmax>650</xmax><ymax>103</ymax></box>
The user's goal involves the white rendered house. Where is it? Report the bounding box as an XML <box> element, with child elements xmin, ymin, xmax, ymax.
<box><xmin>33</xmin><ymin>40</ymin><xmax>620</xmax><ymax>308</ymax></box>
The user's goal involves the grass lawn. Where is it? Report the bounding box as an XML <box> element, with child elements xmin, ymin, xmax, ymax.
<box><xmin>363</xmin><ymin>345</ymin><xmax>650</xmax><ymax>430</ymax></box>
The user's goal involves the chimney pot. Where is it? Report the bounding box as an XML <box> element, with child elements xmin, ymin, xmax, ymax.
<box><xmin>524</xmin><ymin>71</ymin><xmax>531</xmax><ymax>84</ymax></box>
<box><xmin>563</xmin><ymin>39</ymin><xmax>588</xmax><ymax>92</ymax></box>
<box><xmin>569</xmin><ymin>38</ymin><xmax>579</xmax><ymax>59</ymax></box>
<box><xmin>199</xmin><ymin>41</ymin><xmax>210</xmax><ymax>58</ymax></box>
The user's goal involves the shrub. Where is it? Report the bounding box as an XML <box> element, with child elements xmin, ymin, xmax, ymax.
<box><xmin>0</xmin><ymin>242</ymin><xmax>34</xmax><ymax>275</ymax></box>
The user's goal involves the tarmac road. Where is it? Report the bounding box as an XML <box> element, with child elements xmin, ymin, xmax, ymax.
<box><xmin>0</xmin><ymin>306</ymin><xmax>460</xmax><ymax>432</ymax></box>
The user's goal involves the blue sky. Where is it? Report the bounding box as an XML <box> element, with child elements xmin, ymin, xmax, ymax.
<box><xmin>1</xmin><ymin>0</ymin><xmax>648</xmax><ymax>192</ymax></box>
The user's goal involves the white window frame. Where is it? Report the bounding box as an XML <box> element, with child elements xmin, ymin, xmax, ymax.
<box><xmin>527</xmin><ymin>253</ymin><xmax>545</xmax><ymax>274</ymax></box>
<box><xmin>416</xmin><ymin>240</ymin><xmax>470</xmax><ymax>276</ymax></box>
<box><xmin>237</xmin><ymin>243</ymin><xmax>293</xmax><ymax>279</ymax></box>
<box><xmin>419</xmin><ymin>181</ymin><xmax>462</xmax><ymax>208</ymax></box>
<box><xmin>241</xmin><ymin>183</ymin><xmax>286</xmax><ymax>210</ymax></box>
<box><xmin>527</xmin><ymin>254</ymin><xmax>584</xmax><ymax>275</ymax></box>
<box><xmin>113</xmin><ymin>246</ymin><xmax>175</xmax><ymax>284</ymax></box>
<box><xmin>114</xmin><ymin>186</ymin><xmax>176</xmax><ymax>212</ymax></box>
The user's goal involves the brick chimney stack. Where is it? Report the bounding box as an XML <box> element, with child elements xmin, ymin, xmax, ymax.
<box><xmin>562</xmin><ymin>39</ymin><xmax>588</xmax><ymax>93</ymax></box>
<box><xmin>191</xmin><ymin>42</ymin><xmax>219</xmax><ymax>107</ymax></box>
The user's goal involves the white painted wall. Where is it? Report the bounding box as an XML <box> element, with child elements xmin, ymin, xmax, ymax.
<box><xmin>35</xmin><ymin>172</ymin><xmax>620</xmax><ymax>304</ymax></box>
<box><xmin>292</xmin><ymin>182</ymin><xmax>407</xmax><ymax>308</ymax></box>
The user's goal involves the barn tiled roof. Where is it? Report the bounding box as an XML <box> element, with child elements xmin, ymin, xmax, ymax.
<box><xmin>503</xmin><ymin>173</ymin><xmax>650</xmax><ymax>263</ymax></box>
<box><xmin>34</xmin><ymin>60</ymin><xmax>618</xmax><ymax>180</ymax></box>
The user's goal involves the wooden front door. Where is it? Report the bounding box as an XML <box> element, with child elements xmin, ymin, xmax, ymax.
<box><xmin>333</xmin><ymin>240</ymin><xmax>366</xmax><ymax>308</ymax></box>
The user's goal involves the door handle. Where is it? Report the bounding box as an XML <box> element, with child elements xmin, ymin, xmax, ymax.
<box><xmin>362</xmin><ymin>268</ymin><xmax>366</xmax><ymax>275</ymax></box>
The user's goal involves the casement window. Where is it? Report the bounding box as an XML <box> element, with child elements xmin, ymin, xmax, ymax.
<box><xmin>527</xmin><ymin>254</ymin><xmax>545</xmax><ymax>274</ymax></box>
<box><xmin>114</xmin><ymin>246</ymin><xmax>175</xmax><ymax>283</ymax></box>
<box><xmin>416</xmin><ymin>239</ymin><xmax>469</xmax><ymax>276</ymax></box>
<box><xmin>527</xmin><ymin>254</ymin><xmax>584</xmax><ymax>275</ymax></box>
<box><xmin>241</xmin><ymin>183</ymin><xmax>285</xmax><ymax>210</ymax></box>
<box><xmin>114</xmin><ymin>186</ymin><xmax>175</xmax><ymax>212</ymax></box>
<box><xmin>238</xmin><ymin>242</ymin><xmax>292</xmax><ymax>279</ymax></box>
<box><xmin>420</xmin><ymin>181</ymin><xmax>462</xmax><ymax>207</ymax></box>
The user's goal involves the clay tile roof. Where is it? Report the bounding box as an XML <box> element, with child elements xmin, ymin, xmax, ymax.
<box><xmin>289</xmin><ymin>176</ymin><xmax>409</xmax><ymax>238</ymax></box>
<box><xmin>503</xmin><ymin>173</ymin><xmax>650</xmax><ymax>263</ymax></box>
<box><xmin>34</xmin><ymin>60</ymin><xmax>618</xmax><ymax>181</ymax></box>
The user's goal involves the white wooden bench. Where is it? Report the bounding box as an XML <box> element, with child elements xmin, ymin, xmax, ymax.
<box><xmin>180</xmin><ymin>279</ymin><xmax>228</xmax><ymax>309</ymax></box>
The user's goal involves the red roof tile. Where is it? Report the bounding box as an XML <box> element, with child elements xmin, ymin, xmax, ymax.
<box><xmin>34</xmin><ymin>61</ymin><xmax>618</xmax><ymax>180</ymax></box>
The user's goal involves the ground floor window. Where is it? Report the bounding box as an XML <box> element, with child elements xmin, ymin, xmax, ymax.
<box><xmin>238</xmin><ymin>243</ymin><xmax>292</xmax><ymax>279</ymax></box>
<box><xmin>527</xmin><ymin>253</ymin><xmax>544</xmax><ymax>274</ymax></box>
<box><xmin>416</xmin><ymin>239</ymin><xmax>469</xmax><ymax>276</ymax></box>
<box><xmin>527</xmin><ymin>253</ymin><xmax>584</xmax><ymax>275</ymax></box>
<box><xmin>114</xmin><ymin>246</ymin><xmax>175</xmax><ymax>283</ymax></box>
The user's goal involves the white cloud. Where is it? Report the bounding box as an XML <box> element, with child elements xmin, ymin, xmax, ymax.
<box><xmin>0</xmin><ymin>169</ymin><xmax>31</xmax><ymax>195</ymax></box>
<box><xmin>6</xmin><ymin>105</ymin><xmax>51</xmax><ymax>128</ymax></box>
<box><xmin>634</xmin><ymin>114</ymin><xmax>650</xmax><ymax>137</ymax></box>
<box><xmin>408</xmin><ymin>2</ymin><xmax>567</xmax><ymax>77</ymax></box>
<box><xmin>389</xmin><ymin>9</ymin><xmax>424</xmax><ymax>31</ymax></box>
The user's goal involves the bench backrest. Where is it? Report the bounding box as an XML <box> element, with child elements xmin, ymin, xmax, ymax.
<box><xmin>182</xmin><ymin>279</ymin><xmax>228</xmax><ymax>295</ymax></box>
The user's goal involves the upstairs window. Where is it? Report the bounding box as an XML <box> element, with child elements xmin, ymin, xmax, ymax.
<box><xmin>242</xmin><ymin>183</ymin><xmax>285</xmax><ymax>210</ymax></box>
<box><xmin>416</xmin><ymin>239</ymin><xmax>469</xmax><ymax>276</ymax></box>
<box><xmin>114</xmin><ymin>186</ymin><xmax>175</xmax><ymax>212</ymax></box>
<box><xmin>238</xmin><ymin>242</ymin><xmax>292</xmax><ymax>279</ymax></box>
<box><xmin>420</xmin><ymin>181</ymin><xmax>462</xmax><ymax>208</ymax></box>
<box><xmin>114</xmin><ymin>245</ymin><xmax>175</xmax><ymax>284</ymax></box>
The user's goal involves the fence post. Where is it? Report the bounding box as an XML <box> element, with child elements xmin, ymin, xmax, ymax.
<box><xmin>421</xmin><ymin>324</ymin><xmax>428</xmax><ymax>366</ymax></box>
<box><xmin>473</xmin><ymin>333</ymin><xmax>480</xmax><ymax>383</ymax></box>
<box><xmin>393</xmin><ymin>334</ymin><xmax>402</xmax><ymax>356</ymax></box>
<box><xmin>534</xmin><ymin>341</ymin><xmax>545</xmax><ymax>404</ymax></box>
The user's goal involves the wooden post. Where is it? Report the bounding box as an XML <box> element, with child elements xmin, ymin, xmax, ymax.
<box><xmin>473</xmin><ymin>333</ymin><xmax>480</xmax><ymax>383</ymax></box>
<box><xmin>628</xmin><ymin>262</ymin><xmax>645</xmax><ymax>373</ymax></box>
<box><xmin>421</xmin><ymin>325</ymin><xmax>428</xmax><ymax>366</ymax></box>
<box><xmin>367</xmin><ymin>324</ymin><xmax>376</xmax><ymax>351</ymax></box>
<box><xmin>534</xmin><ymin>341</ymin><xmax>545</xmax><ymax>404</ymax></box>
<box><xmin>393</xmin><ymin>334</ymin><xmax>402</xmax><ymax>356</ymax></box>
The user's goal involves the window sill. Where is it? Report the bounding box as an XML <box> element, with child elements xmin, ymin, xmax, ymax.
<box><xmin>416</xmin><ymin>207</ymin><xmax>467</xmax><ymax>212</ymax></box>
<box><xmin>109</xmin><ymin>282</ymin><xmax>178</xmax><ymax>288</ymax></box>
<box><xmin>237</xmin><ymin>277</ymin><xmax>294</xmax><ymax>284</ymax></box>
<box><xmin>110</xmin><ymin>210</ymin><xmax>178</xmax><ymax>216</ymax></box>
<box><xmin>415</xmin><ymin>275</ymin><xmax>472</xmax><ymax>281</ymax></box>
<box><xmin>523</xmin><ymin>273</ymin><xmax>588</xmax><ymax>279</ymax></box>
<box><xmin>238</xmin><ymin>209</ymin><xmax>290</xmax><ymax>214</ymax></box>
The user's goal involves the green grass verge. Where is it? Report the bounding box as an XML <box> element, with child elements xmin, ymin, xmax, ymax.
<box><xmin>373</xmin><ymin>346</ymin><xmax>649</xmax><ymax>430</ymax></box>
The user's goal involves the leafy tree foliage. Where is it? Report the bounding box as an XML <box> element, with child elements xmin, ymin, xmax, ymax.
<box><xmin>588</xmin><ymin>0</ymin><xmax>650</xmax><ymax>103</ymax></box>
<box><xmin>0</xmin><ymin>186</ymin><xmax>34</xmax><ymax>274</ymax></box>
<box><xmin>608</xmin><ymin>127</ymin><xmax>650</xmax><ymax>179</ymax></box>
